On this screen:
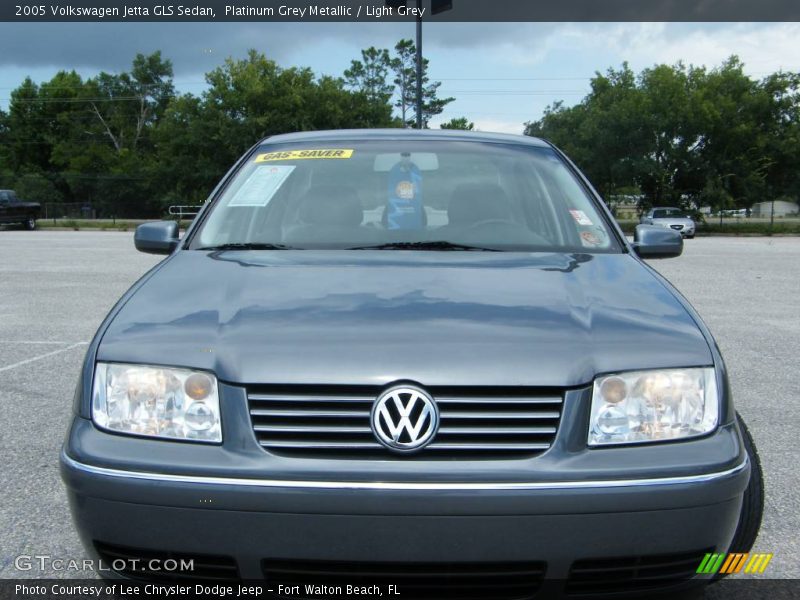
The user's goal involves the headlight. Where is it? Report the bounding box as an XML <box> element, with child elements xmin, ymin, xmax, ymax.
<box><xmin>92</xmin><ymin>362</ymin><xmax>222</xmax><ymax>443</ymax></box>
<box><xmin>588</xmin><ymin>368</ymin><xmax>718</xmax><ymax>446</ymax></box>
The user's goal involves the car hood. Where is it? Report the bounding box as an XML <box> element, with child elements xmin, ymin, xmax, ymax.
<box><xmin>98</xmin><ymin>251</ymin><xmax>712</xmax><ymax>387</ymax></box>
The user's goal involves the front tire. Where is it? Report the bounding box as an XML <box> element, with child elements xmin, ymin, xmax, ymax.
<box><xmin>727</xmin><ymin>412</ymin><xmax>764</xmax><ymax>555</ymax></box>
<box><xmin>23</xmin><ymin>217</ymin><xmax>36</xmax><ymax>230</ymax></box>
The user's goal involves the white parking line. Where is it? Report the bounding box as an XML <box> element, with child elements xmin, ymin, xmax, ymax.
<box><xmin>0</xmin><ymin>342</ymin><xmax>88</xmax><ymax>373</ymax></box>
<box><xmin>0</xmin><ymin>340</ymin><xmax>78</xmax><ymax>345</ymax></box>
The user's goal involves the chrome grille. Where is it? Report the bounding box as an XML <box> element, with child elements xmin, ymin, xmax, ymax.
<box><xmin>247</xmin><ymin>386</ymin><xmax>562</xmax><ymax>458</ymax></box>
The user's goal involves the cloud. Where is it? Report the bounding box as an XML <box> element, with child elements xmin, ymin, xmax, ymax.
<box><xmin>504</xmin><ymin>22</ymin><xmax>800</xmax><ymax>75</ymax></box>
<box><xmin>2</xmin><ymin>21</ymin><xmax>798</xmax><ymax>77</ymax></box>
<box><xmin>617</xmin><ymin>22</ymin><xmax>800</xmax><ymax>75</ymax></box>
<box><xmin>2</xmin><ymin>21</ymin><xmax>797</xmax><ymax>127</ymax></box>
<box><xmin>0</xmin><ymin>22</ymin><xmax>415</xmax><ymax>74</ymax></box>
<box><xmin>470</xmin><ymin>118</ymin><xmax>525</xmax><ymax>135</ymax></box>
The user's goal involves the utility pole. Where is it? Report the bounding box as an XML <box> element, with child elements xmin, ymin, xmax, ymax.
<box><xmin>386</xmin><ymin>0</ymin><xmax>453</xmax><ymax>129</ymax></box>
<box><xmin>415</xmin><ymin>0</ymin><xmax>423</xmax><ymax>128</ymax></box>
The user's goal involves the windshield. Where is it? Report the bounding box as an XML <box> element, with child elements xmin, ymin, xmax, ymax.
<box><xmin>653</xmin><ymin>208</ymin><xmax>689</xmax><ymax>219</ymax></box>
<box><xmin>191</xmin><ymin>140</ymin><xmax>620</xmax><ymax>253</ymax></box>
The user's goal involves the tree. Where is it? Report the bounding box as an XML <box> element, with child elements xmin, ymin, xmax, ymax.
<box><xmin>343</xmin><ymin>46</ymin><xmax>397</xmax><ymax>127</ymax></box>
<box><xmin>527</xmin><ymin>64</ymin><xmax>649</xmax><ymax>201</ymax></box>
<box><xmin>82</xmin><ymin>51</ymin><xmax>174</xmax><ymax>154</ymax></box>
<box><xmin>38</xmin><ymin>53</ymin><xmax>176</xmax><ymax>217</ymax></box>
<box><xmin>5</xmin><ymin>73</ymin><xmax>85</xmax><ymax>204</ymax></box>
<box><xmin>390</xmin><ymin>39</ymin><xmax>454</xmax><ymax>127</ymax></box>
<box><xmin>440</xmin><ymin>117</ymin><xmax>474</xmax><ymax>130</ymax></box>
<box><xmin>344</xmin><ymin>47</ymin><xmax>394</xmax><ymax>105</ymax></box>
<box><xmin>0</xmin><ymin>108</ymin><xmax>10</xmax><ymax>187</ymax></box>
<box><xmin>525</xmin><ymin>57</ymin><xmax>800</xmax><ymax>211</ymax></box>
<box><xmin>152</xmin><ymin>50</ymin><xmax>395</xmax><ymax>209</ymax></box>
<box><xmin>6</xmin><ymin>78</ymin><xmax>47</xmax><ymax>173</ymax></box>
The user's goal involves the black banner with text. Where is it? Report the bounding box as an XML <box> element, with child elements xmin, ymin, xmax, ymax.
<box><xmin>3</xmin><ymin>0</ymin><xmax>800</xmax><ymax>23</ymax></box>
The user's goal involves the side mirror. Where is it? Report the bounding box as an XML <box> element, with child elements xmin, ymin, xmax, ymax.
<box><xmin>633</xmin><ymin>225</ymin><xmax>683</xmax><ymax>259</ymax></box>
<box><xmin>134</xmin><ymin>221</ymin><xmax>179</xmax><ymax>255</ymax></box>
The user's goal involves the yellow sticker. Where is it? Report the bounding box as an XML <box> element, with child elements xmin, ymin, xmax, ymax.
<box><xmin>255</xmin><ymin>149</ymin><xmax>354</xmax><ymax>162</ymax></box>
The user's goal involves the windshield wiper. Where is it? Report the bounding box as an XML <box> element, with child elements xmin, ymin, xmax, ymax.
<box><xmin>348</xmin><ymin>240</ymin><xmax>502</xmax><ymax>252</ymax></box>
<box><xmin>196</xmin><ymin>243</ymin><xmax>298</xmax><ymax>251</ymax></box>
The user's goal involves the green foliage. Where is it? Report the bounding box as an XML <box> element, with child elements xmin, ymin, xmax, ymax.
<box><xmin>151</xmin><ymin>50</ymin><xmax>395</xmax><ymax>212</ymax></box>
<box><xmin>0</xmin><ymin>107</ymin><xmax>12</xmax><ymax>187</ymax></box>
<box><xmin>344</xmin><ymin>47</ymin><xmax>395</xmax><ymax>105</ymax></box>
<box><xmin>2</xmin><ymin>43</ymin><xmax>459</xmax><ymax>216</ymax></box>
<box><xmin>526</xmin><ymin>57</ymin><xmax>800</xmax><ymax>212</ymax></box>
<box><xmin>13</xmin><ymin>172</ymin><xmax>64</xmax><ymax>204</ymax></box>
<box><xmin>616</xmin><ymin>218</ymin><xmax>800</xmax><ymax>235</ymax></box>
<box><xmin>2</xmin><ymin>49</ymin><xmax>400</xmax><ymax>217</ymax></box>
<box><xmin>390</xmin><ymin>39</ymin><xmax>454</xmax><ymax>127</ymax></box>
<box><xmin>440</xmin><ymin>117</ymin><xmax>474</xmax><ymax>130</ymax></box>
<box><xmin>700</xmin><ymin>221</ymin><xmax>800</xmax><ymax>235</ymax></box>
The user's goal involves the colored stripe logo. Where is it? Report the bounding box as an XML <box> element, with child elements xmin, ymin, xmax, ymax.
<box><xmin>697</xmin><ymin>552</ymin><xmax>773</xmax><ymax>574</ymax></box>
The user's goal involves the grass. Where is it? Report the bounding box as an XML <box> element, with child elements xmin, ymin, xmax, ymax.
<box><xmin>697</xmin><ymin>222</ymin><xmax>800</xmax><ymax>235</ymax></box>
<box><xmin>36</xmin><ymin>218</ymin><xmax>193</xmax><ymax>231</ymax></box>
<box><xmin>32</xmin><ymin>217</ymin><xmax>800</xmax><ymax>236</ymax></box>
<box><xmin>617</xmin><ymin>218</ymin><xmax>800</xmax><ymax>236</ymax></box>
<box><xmin>37</xmin><ymin>218</ymin><xmax>147</xmax><ymax>231</ymax></box>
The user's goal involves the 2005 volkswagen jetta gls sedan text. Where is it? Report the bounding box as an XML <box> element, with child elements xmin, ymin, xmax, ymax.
<box><xmin>61</xmin><ymin>130</ymin><xmax>763</xmax><ymax>597</ymax></box>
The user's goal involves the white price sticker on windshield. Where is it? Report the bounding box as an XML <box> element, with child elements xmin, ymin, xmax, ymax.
<box><xmin>569</xmin><ymin>209</ymin><xmax>593</xmax><ymax>226</ymax></box>
<box><xmin>227</xmin><ymin>165</ymin><xmax>295</xmax><ymax>207</ymax></box>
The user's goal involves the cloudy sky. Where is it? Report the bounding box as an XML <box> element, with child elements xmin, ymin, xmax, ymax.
<box><xmin>1</xmin><ymin>22</ymin><xmax>799</xmax><ymax>133</ymax></box>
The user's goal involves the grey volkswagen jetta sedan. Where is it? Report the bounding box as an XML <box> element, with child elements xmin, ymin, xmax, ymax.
<box><xmin>61</xmin><ymin>130</ymin><xmax>762</xmax><ymax>597</ymax></box>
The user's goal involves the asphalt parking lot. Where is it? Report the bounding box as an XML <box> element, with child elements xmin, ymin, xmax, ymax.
<box><xmin>0</xmin><ymin>231</ymin><xmax>798</xmax><ymax>588</ymax></box>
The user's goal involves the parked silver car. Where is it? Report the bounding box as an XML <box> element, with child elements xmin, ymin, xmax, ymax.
<box><xmin>641</xmin><ymin>207</ymin><xmax>696</xmax><ymax>238</ymax></box>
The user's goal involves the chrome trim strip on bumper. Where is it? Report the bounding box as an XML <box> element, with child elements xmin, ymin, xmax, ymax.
<box><xmin>61</xmin><ymin>451</ymin><xmax>748</xmax><ymax>492</ymax></box>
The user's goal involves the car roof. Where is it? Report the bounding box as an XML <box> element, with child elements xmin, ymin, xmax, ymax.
<box><xmin>259</xmin><ymin>129</ymin><xmax>552</xmax><ymax>148</ymax></box>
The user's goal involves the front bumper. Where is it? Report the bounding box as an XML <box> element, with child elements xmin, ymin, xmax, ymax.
<box><xmin>61</xmin><ymin>382</ymin><xmax>749</xmax><ymax>595</ymax></box>
<box><xmin>62</xmin><ymin>435</ymin><xmax>749</xmax><ymax>592</ymax></box>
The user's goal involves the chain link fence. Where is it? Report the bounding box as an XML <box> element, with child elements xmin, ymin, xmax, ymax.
<box><xmin>43</xmin><ymin>202</ymin><xmax>97</xmax><ymax>221</ymax></box>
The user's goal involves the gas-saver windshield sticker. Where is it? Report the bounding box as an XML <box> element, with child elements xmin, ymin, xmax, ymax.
<box><xmin>569</xmin><ymin>209</ymin><xmax>593</xmax><ymax>226</ymax></box>
<box><xmin>255</xmin><ymin>149</ymin><xmax>354</xmax><ymax>162</ymax></box>
<box><xmin>227</xmin><ymin>165</ymin><xmax>295</xmax><ymax>207</ymax></box>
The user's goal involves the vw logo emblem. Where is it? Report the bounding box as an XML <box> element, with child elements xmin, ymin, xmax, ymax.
<box><xmin>371</xmin><ymin>386</ymin><xmax>439</xmax><ymax>452</ymax></box>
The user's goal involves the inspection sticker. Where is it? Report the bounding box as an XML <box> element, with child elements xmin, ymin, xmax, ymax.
<box><xmin>227</xmin><ymin>165</ymin><xmax>295</xmax><ymax>207</ymax></box>
<box><xmin>569</xmin><ymin>209</ymin><xmax>593</xmax><ymax>226</ymax></box>
<box><xmin>255</xmin><ymin>149</ymin><xmax>354</xmax><ymax>162</ymax></box>
<box><xmin>580</xmin><ymin>231</ymin><xmax>602</xmax><ymax>247</ymax></box>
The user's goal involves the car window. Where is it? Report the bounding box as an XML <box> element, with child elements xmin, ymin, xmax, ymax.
<box><xmin>653</xmin><ymin>208</ymin><xmax>688</xmax><ymax>218</ymax></box>
<box><xmin>192</xmin><ymin>141</ymin><xmax>621</xmax><ymax>253</ymax></box>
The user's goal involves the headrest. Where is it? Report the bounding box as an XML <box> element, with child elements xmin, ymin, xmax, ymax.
<box><xmin>298</xmin><ymin>185</ymin><xmax>363</xmax><ymax>227</ymax></box>
<box><xmin>447</xmin><ymin>183</ymin><xmax>513</xmax><ymax>226</ymax></box>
